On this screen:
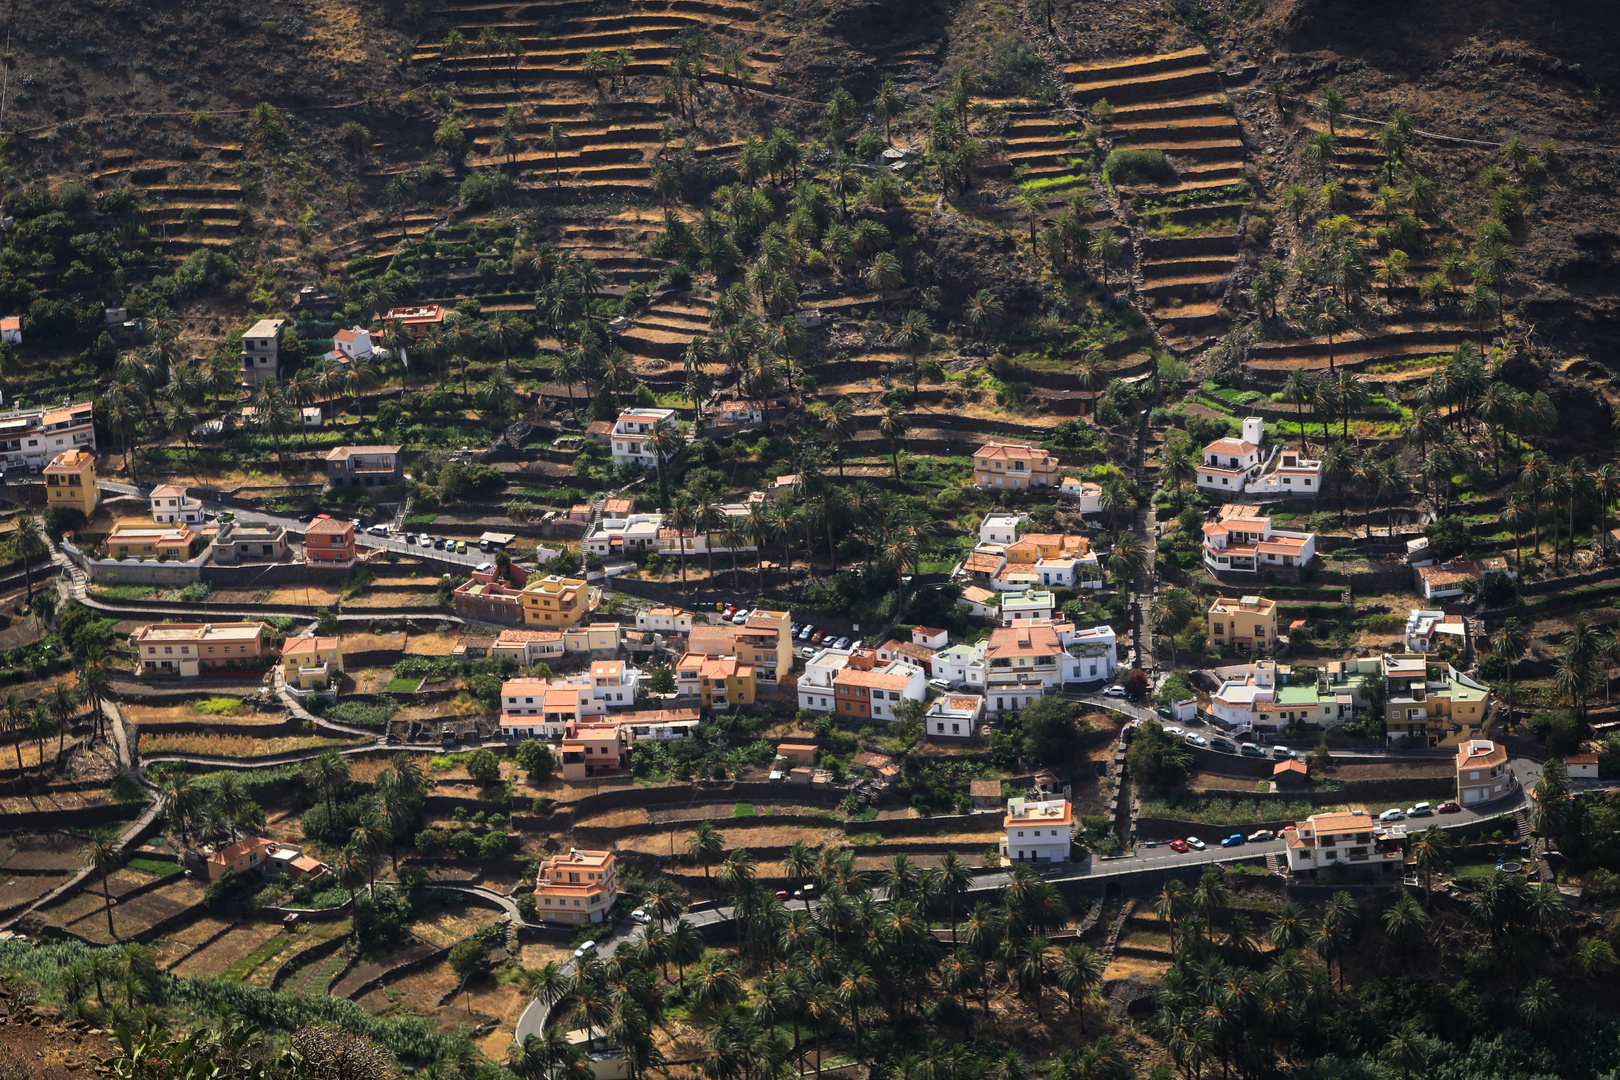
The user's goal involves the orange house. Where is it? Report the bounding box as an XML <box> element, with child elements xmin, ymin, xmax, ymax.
<box><xmin>303</xmin><ymin>515</ymin><xmax>357</xmax><ymax>566</ymax></box>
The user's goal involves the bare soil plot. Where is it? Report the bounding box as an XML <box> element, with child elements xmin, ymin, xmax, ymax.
<box><xmin>279</xmin><ymin>939</ymin><xmax>353</xmax><ymax>995</ymax></box>
<box><xmin>0</xmin><ymin>870</ymin><xmax>74</xmax><ymax>912</ymax></box>
<box><xmin>124</xmin><ymin>702</ymin><xmax>284</xmax><ymax>726</ymax></box>
<box><xmin>1102</xmin><ymin>955</ymin><xmax>1170</xmax><ymax>982</ymax></box>
<box><xmin>155</xmin><ymin>914</ymin><xmax>234</xmax><ymax>969</ymax></box>
<box><xmin>210</xmin><ymin>586</ymin><xmax>344</xmax><ymax>607</ymax></box>
<box><xmin>1</xmin><ymin>833</ymin><xmax>103</xmax><ymax>872</ymax></box>
<box><xmin>141</xmin><ymin>733</ymin><xmax>363</xmax><ymax>756</ymax></box>
<box><xmin>341</xmin><ymin>631</ymin><xmax>410</xmax><ymax>653</ymax></box>
<box><xmin>171</xmin><ymin>920</ymin><xmax>285</xmax><ymax>978</ymax></box>
<box><xmin>617</xmin><ymin>821</ymin><xmax>846</xmax><ymax>855</ymax></box>
<box><xmin>409</xmin><ymin>903</ymin><xmax>495</xmax><ymax>950</ymax></box>
<box><xmin>0</xmin><ymin>788</ymin><xmax>122</xmax><ymax>816</ymax></box>
<box><xmin>401</xmin><ymin>632</ymin><xmax>466</xmax><ymax>656</ymax></box>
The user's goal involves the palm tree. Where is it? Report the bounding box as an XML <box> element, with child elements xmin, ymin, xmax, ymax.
<box><xmin>46</xmin><ymin>684</ymin><xmax>76</xmax><ymax>761</ymax></box>
<box><xmin>836</xmin><ymin>961</ymin><xmax>877</xmax><ymax>1061</ymax></box>
<box><xmin>821</xmin><ymin>397</ymin><xmax>857</xmax><ymax>477</ymax></box>
<box><xmin>687</xmin><ymin>821</ymin><xmax>724</xmax><ymax>880</ymax></box>
<box><xmin>1055</xmin><ymin>943</ymin><xmax>1104</xmax><ymax>1030</ymax></box>
<box><xmin>879</xmin><ymin>404</ymin><xmax>910</xmax><ymax>482</ymax></box>
<box><xmin>862</xmin><ymin>251</ymin><xmax>904</xmax><ymax>315</ymax></box>
<box><xmin>77</xmin><ymin>658</ymin><xmax>112</xmax><ymax>746</ymax></box>
<box><xmin>84</xmin><ymin>837</ymin><xmax>120</xmax><ymax>940</ymax></box>
<box><xmin>302</xmin><ymin>748</ymin><xmax>351</xmax><ymax>822</ymax></box>
<box><xmin>10</xmin><ymin>513</ymin><xmax>44</xmax><ymax>601</ymax></box>
<box><xmin>1307</xmin><ymin>295</ymin><xmax>1350</xmax><ymax>374</ymax></box>
<box><xmin>1088</xmin><ymin>228</ymin><xmax>1123</xmax><ymax>289</ymax></box>
<box><xmin>648</xmin><ymin>417</ymin><xmax>682</xmax><ymax>511</ymax></box>
<box><xmin>1382</xmin><ymin>1023</ymin><xmax>1428</xmax><ymax>1080</ymax></box>
<box><xmin>1280</xmin><ymin>369</ymin><xmax>1317</xmax><ymax>451</ymax></box>
<box><xmin>666</xmin><ymin>498</ymin><xmax>696</xmax><ymax>593</ymax></box>
<box><xmin>1410</xmin><ymin>825</ymin><xmax>1451</xmax><ymax>908</ymax></box>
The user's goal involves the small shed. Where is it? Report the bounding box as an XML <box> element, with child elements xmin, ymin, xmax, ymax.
<box><xmin>1272</xmin><ymin>759</ymin><xmax>1308</xmax><ymax>789</ymax></box>
<box><xmin>777</xmin><ymin>742</ymin><xmax>817</xmax><ymax>766</ymax></box>
<box><xmin>970</xmin><ymin>779</ymin><xmax>1002</xmax><ymax>810</ymax></box>
<box><xmin>1566</xmin><ymin>754</ymin><xmax>1600</xmax><ymax>780</ymax></box>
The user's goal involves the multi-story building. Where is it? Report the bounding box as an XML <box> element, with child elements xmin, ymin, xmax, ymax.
<box><xmin>1001</xmin><ymin>590</ymin><xmax>1056</xmax><ymax>624</ymax></box>
<box><xmin>636</xmin><ymin>606</ymin><xmax>695</xmax><ymax>636</ymax></box>
<box><xmin>453</xmin><ymin>564</ymin><xmax>530</xmax><ymax>626</ymax></box>
<box><xmin>1001</xmin><ymin>796</ymin><xmax>1072</xmax><ymax>863</ymax></box>
<box><xmin>211</xmin><ymin>522</ymin><xmax>290</xmax><ymax>564</ymax></box>
<box><xmin>979</xmin><ymin>513</ymin><xmax>1027</xmax><ymax>545</ymax></box>
<box><xmin>984</xmin><ymin>623</ymin><xmax>1063</xmax><ymax>716</ymax></box>
<box><xmin>1207</xmin><ymin>595</ymin><xmax>1278</xmax><ymax>652</ymax></box>
<box><xmin>491</xmin><ymin>629</ymin><xmax>566</xmax><ymax>667</ymax></box>
<box><xmin>1201</xmin><ymin>507</ymin><xmax>1317</xmax><ymax>575</ymax></box>
<box><xmin>957</xmin><ymin>528</ymin><xmax>1103</xmax><ymax>593</ymax></box>
<box><xmin>106</xmin><ymin>522</ymin><xmax>199</xmax><ymax>561</ymax></box>
<box><xmin>206</xmin><ymin>836</ymin><xmax>276</xmax><ymax>880</ymax></box>
<box><xmin>1283</xmin><ymin>811</ymin><xmax>1408</xmax><ymax>878</ymax></box>
<box><xmin>1456</xmin><ymin>739</ymin><xmax>1516</xmax><ymax>806</ymax></box>
<box><xmin>689</xmin><ymin>609</ymin><xmax>793</xmax><ymax>687</ymax></box>
<box><xmin>149</xmin><ymin>483</ymin><xmax>203</xmax><ymax>524</ymax></box>
<box><xmin>240</xmin><ymin>318</ymin><xmax>287</xmax><ymax>387</ymax></box>
<box><xmin>875</xmin><ymin>633</ymin><xmax>938</xmax><ymax>675</ymax></box>
<box><xmin>972</xmin><ymin>441</ymin><xmax>1061</xmax><ymax>490</ymax></box>
<box><xmin>583</xmin><ymin>512</ymin><xmax>664</xmax><ymax>558</ymax></box>
<box><xmin>610</xmin><ymin>407</ymin><xmax>678</xmax><ymax>468</ymax></box>
<box><xmin>1197</xmin><ymin>418</ymin><xmax>1322</xmax><ymax>498</ymax></box>
<box><xmin>675</xmin><ymin>653</ymin><xmax>756</xmax><ymax>710</ymax></box>
<box><xmin>0</xmin><ymin>401</ymin><xmax>95</xmax><ymax>471</ymax></box>
<box><xmin>831</xmin><ymin>649</ymin><xmax>926</xmax><ymax>722</ymax></box>
<box><xmin>324</xmin><ymin>445</ymin><xmax>404</xmax><ymax>487</ymax></box>
<box><xmin>797</xmin><ymin>646</ymin><xmax>853</xmax><ymax>712</ymax></box>
<box><xmin>533</xmin><ymin>849</ymin><xmax>617</xmax><ymax>925</ymax></box>
<box><xmin>1405</xmin><ymin>609</ymin><xmax>1466</xmax><ymax>653</ymax></box>
<box><xmin>325</xmin><ymin>326</ymin><xmax>373</xmax><ymax>366</ymax></box>
<box><xmin>282</xmin><ymin>635</ymin><xmax>343</xmax><ymax>690</ymax></box>
<box><xmin>927</xmin><ymin>694</ymin><xmax>984</xmax><ymax>739</ymax></box>
<box><xmin>1064</xmin><ymin>624</ymin><xmax>1118</xmax><ymax>685</ymax></box>
<box><xmin>563</xmin><ymin>622</ymin><xmax>623</xmax><ymax>659</ymax></box>
<box><xmin>933</xmin><ymin>640</ymin><xmax>988</xmax><ymax>689</ymax></box>
<box><xmin>560</xmin><ymin>719</ymin><xmax>632</xmax><ymax>781</ymax></box>
<box><xmin>303</xmin><ymin>515</ymin><xmax>358</xmax><ymax>566</ymax></box>
<box><xmin>43</xmin><ymin>449</ymin><xmax>97</xmax><ymax>519</ymax></box>
<box><xmin>498</xmin><ymin>679</ymin><xmax>606</xmax><ymax>740</ymax></box>
<box><xmin>134</xmin><ymin>622</ymin><xmax>268</xmax><ymax>676</ymax></box>
<box><xmin>1382</xmin><ymin>654</ymin><xmax>1491</xmax><ymax>747</ymax></box>
<box><xmin>521</xmin><ymin>575</ymin><xmax>592</xmax><ymax>628</ymax></box>
<box><xmin>1059</xmin><ymin>477</ymin><xmax>1103</xmax><ymax>513</ymax></box>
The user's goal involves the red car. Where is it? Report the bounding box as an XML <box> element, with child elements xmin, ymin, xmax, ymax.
<box><xmin>811</xmin><ymin>631</ymin><xmax>826</xmax><ymax>644</ymax></box>
<box><xmin>1437</xmin><ymin>801</ymin><xmax>1462</xmax><ymax>814</ymax></box>
<box><xmin>1279</xmin><ymin>824</ymin><xmax>1297</xmax><ymax>833</ymax></box>
<box><xmin>1168</xmin><ymin>839</ymin><xmax>1190</xmax><ymax>853</ymax></box>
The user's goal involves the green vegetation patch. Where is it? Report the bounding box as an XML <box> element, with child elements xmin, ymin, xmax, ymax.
<box><xmin>192</xmin><ymin>697</ymin><xmax>244</xmax><ymax>716</ymax></box>
<box><xmin>125</xmin><ymin>857</ymin><xmax>182</xmax><ymax>879</ymax></box>
<box><xmin>1104</xmin><ymin>148</ymin><xmax>1176</xmax><ymax>186</ymax></box>
<box><xmin>385</xmin><ymin>677</ymin><xmax>423</xmax><ymax>694</ymax></box>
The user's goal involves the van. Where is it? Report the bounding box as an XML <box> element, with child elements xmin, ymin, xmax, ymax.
<box><xmin>1239</xmin><ymin>743</ymin><xmax>1265</xmax><ymax>757</ymax></box>
<box><xmin>1271</xmin><ymin>746</ymin><xmax>1296</xmax><ymax>760</ymax></box>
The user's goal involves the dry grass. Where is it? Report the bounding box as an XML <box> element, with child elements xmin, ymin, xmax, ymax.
<box><xmin>124</xmin><ymin>702</ymin><xmax>283</xmax><ymax>726</ymax></box>
<box><xmin>140</xmin><ymin>733</ymin><xmax>362</xmax><ymax>757</ymax></box>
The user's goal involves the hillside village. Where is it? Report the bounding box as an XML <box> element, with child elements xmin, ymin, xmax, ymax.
<box><xmin>3</xmin><ymin>0</ymin><xmax>1620</xmax><ymax>1079</ymax></box>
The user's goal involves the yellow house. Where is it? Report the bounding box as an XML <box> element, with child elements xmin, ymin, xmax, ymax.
<box><xmin>675</xmin><ymin>652</ymin><xmax>756</xmax><ymax>710</ymax></box>
<box><xmin>107</xmin><ymin>522</ymin><xmax>197</xmax><ymax>560</ymax></box>
<box><xmin>688</xmin><ymin>608</ymin><xmax>794</xmax><ymax>687</ymax></box>
<box><xmin>43</xmin><ymin>449</ymin><xmax>98</xmax><ymax>519</ymax></box>
<box><xmin>563</xmin><ymin>621</ymin><xmax>623</xmax><ymax>657</ymax></box>
<box><xmin>282</xmin><ymin>635</ymin><xmax>343</xmax><ymax>690</ymax></box>
<box><xmin>521</xmin><ymin>575</ymin><xmax>590</xmax><ymax>627</ymax></box>
<box><xmin>1382</xmin><ymin>653</ymin><xmax>1491</xmax><ymax>747</ymax></box>
<box><xmin>1208</xmin><ymin>595</ymin><xmax>1278</xmax><ymax>651</ymax></box>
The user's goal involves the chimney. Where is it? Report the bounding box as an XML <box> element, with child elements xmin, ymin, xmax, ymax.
<box><xmin>1242</xmin><ymin>417</ymin><xmax>1263</xmax><ymax>448</ymax></box>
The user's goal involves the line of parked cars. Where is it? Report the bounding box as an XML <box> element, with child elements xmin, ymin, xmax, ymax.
<box><xmin>402</xmin><ymin>532</ymin><xmax>470</xmax><ymax>554</ymax></box>
<box><xmin>1378</xmin><ymin>801</ymin><xmax>1459</xmax><ymax>822</ymax></box>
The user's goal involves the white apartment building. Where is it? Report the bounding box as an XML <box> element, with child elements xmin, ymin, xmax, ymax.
<box><xmin>797</xmin><ymin>646</ymin><xmax>853</xmax><ymax>713</ymax></box>
<box><xmin>1406</xmin><ymin>609</ymin><xmax>1466</xmax><ymax>653</ymax></box>
<box><xmin>635</xmin><ymin>606</ymin><xmax>695</xmax><ymax>635</ymax></box>
<box><xmin>979</xmin><ymin>512</ymin><xmax>1027</xmax><ymax>546</ymax></box>
<box><xmin>985</xmin><ymin>623</ymin><xmax>1063</xmax><ymax>716</ymax></box>
<box><xmin>1001</xmin><ymin>796</ymin><xmax>1073</xmax><ymax>863</ymax></box>
<box><xmin>933</xmin><ymin>641</ymin><xmax>988</xmax><ymax>689</ymax></box>
<box><xmin>1001</xmin><ymin>590</ymin><xmax>1056</xmax><ymax>624</ymax></box>
<box><xmin>610</xmin><ymin>408</ymin><xmax>679</xmax><ymax>468</ymax></box>
<box><xmin>149</xmin><ymin>484</ymin><xmax>204</xmax><ymax>524</ymax></box>
<box><xmin>0</xmin><ymin>401</ymin><xmax>96</xmax><ymax>470</ymax></box>
<box><xmin>1284</xmin><ymin>811</ymin><xmax>1409</xmax><ymax>878</ymax></box>
<box><xmin>1064</xmin><ymin>624</ymin><xmax>1118</xmax><ymax>685</ymax></box>
<box><xmin>1202</xmin><ymin>508</ymin><xmax>1317</xmax><ymax>575</ymax></box>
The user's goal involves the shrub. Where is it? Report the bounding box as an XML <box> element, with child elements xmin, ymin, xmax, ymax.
<box><xmin>448</xmin><ymin>939</ymin><xmax>491</xmax><ymax>980</ymax></box>
<box><xmin>42</xmin><ymin>505</ymin><xmax>86</xmax><ymax>538</ymax></box>
<box><xmin>465</xmin><ymin>747</ymin><xmax>501</xmax><ymax>785</ymax></box>
<box><xmin>1105</xmin><ymin>148</ymin><xmax>1176</xmax><ymax>186</ymax></box>
<box><xmin>354</xmin><ymin>887</ymin><xmax>410</xmax><ymax>948</ymax></box>
<box><xmin>514</xmin><ymin>739</ymin><xmax>554</xmax><ymax>783</ymax></box>
<box><xmin>478</xmin><ymin>831</ymin><xmax>509</xmax><ymax>858</ymax></box>
<box><xmin>204</xmin><ymin>869</ymin><xmax>251</xmax><ymax>910</ymax></box>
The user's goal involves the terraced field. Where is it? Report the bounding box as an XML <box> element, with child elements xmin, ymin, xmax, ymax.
<box><xmin>171</xmin><ymin>920</ymin><xmax>287</xmax><ymax>979</ymax></box>
<box><xmin>1064</xmin><ymin>47</ymin><xmax>1249</xmax><ymax>349</ymax></box>
<box><xmin>91</xmin><ymin>144</ymin><xmax>245</xmax><ymax>257</ymax></box>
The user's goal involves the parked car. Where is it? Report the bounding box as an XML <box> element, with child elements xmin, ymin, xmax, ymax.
<box><xmin>1378</xmin><ymin>808</ymin><xmax>1406</xmax><ymax>823</ymax></box>
<box><xmin>723</xmin><ymin>605</ymin><xmax>737</xmax><ymax>618</ymax></box>
<box><xmin>731</xmin><ymin>609</ymin><xmax>751</xmax><ymax>625</ymax></box>
<box><xmin>367</xmin><ymin>524</ymin><xmax>389</xmax><ymax>537</ymax></box>
<box><xmin>1220</xmin><ymin>834</ymin><xmax>1245</xmax><ymax>848</ymax></box>
<box><xmin>631</xmin><ymin>908</ymin><xmax>650</xmax><ymax>925</ymax></box>
<box><xmin>1155</xmin><ymin>705</ymin><xmax>1174</xmax><ymax>720</ymax></box>
<box><xmin>1407</xmin><ymin>802</ymin><xmax>1434</xmax><ymax>817</ymax></box>
<box><xmin>1272</xmin><ymin>746</ymin><xmax>1296</xmax><ymax>760</ymax></box>
<box><xmin>1186</xmin><ymin>837</ymin><xmax>1207</xmax><ymax>851</ymax></box>
<box><xmin>1248</xmin><ymin>829</ymin><xmax>1275</xmax><ymax>842</ymax></box>
<box><xmin>479</xmin><ymin>539</ymin><xmax>494</xmax><ymax>552</ymax></box>
<box><xmin>574</xmin><ymin>941</ymin><xmax>597</xmax><ymax>959</ymax></box>
<box><xmin>798</xmin><ymin>625</ymin><xmax>813</xmax><ymax>640</ymax></box>
<box><xmin>476</xmin><ymin>563</ymin><xmax>495</xmax><ymax>574</ymax></box>
<box><xmin>405</xmin><ymin>533</ymin><xmax>417</xmax><ymax>545</ymax></box>
<box><xmin>456</xmin><ymin>540</ymin><xmax>468</xmax><ymax>554</ymax></box>
<box><xmin>1183</xmin><ymin>733</ymin><xmax>1208</xmax><ymax>747</ymax></box>
<box><xmin>1437</xmin><ymin>801</ymin><xmax>1462</xmax><ymax>814</ymax></box>
<box><xmin>1168</xmin><ymin>839</ymin><xmax>1191</xmax><ymax>853</ymax></box>
<box><xmin>434</xmin><ymin>537</ymin><xmax>447</xmax><ymax>550</ymax></box>
<box><xmin>790</xmin><ymin>622</ymin><xmax>801</xmax><ymax>635</ymax></box>
<box><xmin>1211</xmin><ymin>738</ymin><xmax>1238</xmax><ymax>753</ymax></box>
<box><xmin>811</xmin><ymin>631</ymin><xmax>825</xmax><ymax>644</ymax></box>
<box><xmin>1102</xmin><ymin>684</ymin><xmax>1127</xmax><ymax>697</ymax></box>
<box><xmin>833</xmin><ymin>636</ymin><xmax>851</xmax><ymax>650</ymax></box>
<box><xmin>1240</xmin><ymin>743</ymin><xmax>1266</xmax><ymax>757</ymax></box>
<box><xmin>1164</xmin><ymin>727</ymin><xmax>1184</xmax><ymax>737</ymax></box>
<box><xmin>928</xmin><ymin>678</ymin><xmax>953</xmax><ymax>693</ymax></box>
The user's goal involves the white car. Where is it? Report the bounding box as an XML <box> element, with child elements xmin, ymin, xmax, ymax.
<box><xmin>631</xmin><ymin>908</ymin><xmax>650</xmax><ymax>924</ymax></box>
<box><xmin>1165</xmin><ymin>727</ymin><xmax>1184</xmax><ymax>737</ymax></box>
<box><xmin>573</xmin><ymin>940</ymin><xmax>597</xmax><ymax>959</ymax></box>
<box><xmin>731</xmin><ymin>609</ymin><xmax>751</xmax><ymax>625</ymax></box>
<box><xmin>1183</xmin><ymin>733</ymin><xmax>1208</xmax><ymax>747</ymax></box>
<box><xmin>1186</xmin><ymin>837</ymin><xmax>1207</xmax><ymax>851</ymax></box>
<box><xmin>1248</xmin><ymin>829</ymin><xmax>1275</xmax><ymax>842</ymax></box>
<box><xmin>1102</xmin><ymin>685</ymin><xmax>1127</xmax><ymax>698</ymax></box>
<box><xmin>1378</xmin><ymin>808</ymin><xmax>1406</xmax><ymax>823</ymax></box>
<box><xmin>1272</xmin><ymin>746</ymin><xmax>1296</xmax><ymax>760</ymax></box>
<box><xmin>1407</xmin><ymin>803</ymin><xmax>1434</xmax><ymax>817</ymax></box>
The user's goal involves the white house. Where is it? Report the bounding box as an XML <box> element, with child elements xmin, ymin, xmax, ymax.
<box><xmin>1405</xmin><ymin>609</ymin><xmax>1466</xmax><ymax>653</ymax></box>
<box><xmin>797</xmin><ymin>646</ymin><xmax>853</xmax><ymax>713</ymax></box>
<box><xmin>958</xmin><ymin>585</ymin><xmax>999</xmax><ymax>620</ymax></box>
<box><xmin>1001</xmin><ymin>590</ymin><xmax>1056</xmax><ymax>624</ymax></box>
<box><xmin>610</xmin><ymin>408</ymin><xmax>678</xmax><ymax>468</ymax></box>
<box><xmin>927</xmin><ymin>694</ymin><xmax>984</xmax><ymax>739</ymax></box>
<box><xmin>912</xmin><ymin>626</ymin><xmax>950</xmax><ymax>650</ymax></box>
<box><xmin>325</xmin><ymin>326</ymin><xmax>373</xmax><ymax>366</ymax></box>
<box><xmin>149</xmin><ymin>484</ymin><xmax>204</xmax><ymax>524</ymax></box>
<box><xmin>1060</xmin><ymin>477</ymin><xmax>1102</xmax><ymax>513</ymax></box>
<box><xmin>1063</xmin><ymin>624</ymin><xmax>1118</xmax><ymax>685</ymax></box>
<box><xmin>984</xmin><ymin>623</ymin><xmax>1064</xmax><ymax>716</ymax></box>
<box><xmin>1284</xmin><ymin>811</ymin><xmax>1408</xmax><ymax>878</ymax></box>
<box><xmin>635</xmin><ymin>606</ymin><xmax>695</xmax><ymax>635</ymax></box>
<box><xmin>1197</xmin><ymin>418</ymin><xmax>1322</xmax><ymax>498</ymax></box>
<box><xmin>1202</xmin><ymin>508</ymin><xmax>1317</xmax><ymax>575</ymax></box>
<box><xmin>1566</xmin><ymin>754</ymin><xmax>1600</xmax><ymax>780</ymax></box>
<box><xmin>1001</xmin><ymin>796</ymin><xmax>1072</xmax><ymax>864</ymax></box>
<box><xmin>933</xmin><ymin>641</ymin><xmax>987</xmax><ymax>689</ymax></box>
<box><xmin>979</xmin><ymin>513</ymin><xmax>1026</xmax><ymax>546</ymax></box>
<box><xmin>1414</xmin><ymin>556</ymin><xmax>1514</xmax><ymax>602</ymax></box>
